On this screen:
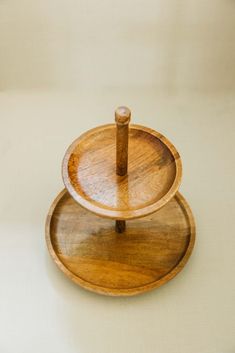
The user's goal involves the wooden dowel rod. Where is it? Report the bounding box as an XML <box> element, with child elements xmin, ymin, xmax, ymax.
<box><xmin>115</xmin><ymin>106</ymin><xmax>131</xmax><ymax>176</ymax></box>
<box><xmin>115</xmin><ymin>106</ymin><xmax>131</xmax><ymax>233</ymax></box>
<box><xmin>115</xmin><ymin>220</ymin><xmax>126</xmax><ymax>233</ymax></box>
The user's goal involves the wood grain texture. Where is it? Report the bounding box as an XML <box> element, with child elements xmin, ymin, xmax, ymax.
<box><xmin>62</xmin><ymin>124</ymin><xmax>182</xmax><ymax>220</ymax></box>
<box><xmin>115</xmin><ymin>106</ymin><xmax>131</xmax><ymax>231</ymax></box>
<box><xmin>45</xmin><ymin>189</ymin><xmax>195</xmax><ymax>296</ymax></box>
<box><xmin>115</xmin><ymin>106</ymin><xmax>131</xmax><ymax>176</ymax></box>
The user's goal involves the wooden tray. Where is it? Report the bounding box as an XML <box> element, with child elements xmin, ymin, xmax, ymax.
<box><xmin>46</xmin><ymin>189</ymin><xmax>195</xmax><ymax>296</ymax></box>
<box><xmin>62</xmin><ymin>124</ymin><xmax>182</xmax><ymax>220</ymax></box>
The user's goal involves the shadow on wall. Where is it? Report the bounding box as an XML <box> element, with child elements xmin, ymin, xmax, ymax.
<box><xmin>0</xmin><ymin>0</ymin><xmax>235</xmax><ymax>93</ymax></box>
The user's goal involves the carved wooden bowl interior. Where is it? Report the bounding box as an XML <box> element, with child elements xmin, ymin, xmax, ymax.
<box><xmin>46</xmin><ymin>190</ymin><xmax>195</xmax><ymax>296</ymax></box>
<box><xmin>62</xmin><ymin>124</ymin><xmax>182</xmax><ymax>220</ymax></box>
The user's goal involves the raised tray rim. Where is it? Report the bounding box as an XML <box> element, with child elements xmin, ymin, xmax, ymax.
<box><xmin>45</xmin><ymin>189</ymin><xmax>195</xmax><ymax>297</ymax></box>
<box><xmin>62</xmin><ymin>124</ymin><xmax>182</xmax><ymax>220</ymax></box>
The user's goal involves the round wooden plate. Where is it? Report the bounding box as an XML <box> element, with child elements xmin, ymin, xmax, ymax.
<box><xmin>46</xmin><ymin>189</ymin><xmax>195</xmax><ymax>296</ymax></box>
<box><xmin>62</xmin><ymin>124</ymin><xmax>182</xmax><ymax>220</ymax></box>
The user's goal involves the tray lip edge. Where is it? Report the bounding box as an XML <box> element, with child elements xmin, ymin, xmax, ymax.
<box><xmin>45</xmin><ymin>189</ymin><xmax>196</xmax><ymax>297</ymax></box>
<box><xmin>61</xmin><ymin>123</ymin><xmax>182</xmax><ymax>220</ymax></box>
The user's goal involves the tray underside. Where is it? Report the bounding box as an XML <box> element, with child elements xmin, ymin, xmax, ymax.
<box><xmin>46</xmin><ymin>190</ymin><xmax>195</xmax><ymax>296</ymax></box>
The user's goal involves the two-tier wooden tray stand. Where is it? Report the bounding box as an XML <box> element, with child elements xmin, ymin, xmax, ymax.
<box><xmin>46</xmin><ymin>107</ymin><xmax>195</xmax><ymax>296</ymax></box>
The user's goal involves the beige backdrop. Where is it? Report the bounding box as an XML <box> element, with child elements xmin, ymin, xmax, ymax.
<box><xmin>0</xmin><ymin>1</ymin><xmax>234</xmax><ymax>353</ymax></box>
<box><xmin>1</xmin><ymin>0</ymin><xmax>235</xmax><ymax>93</ymax></box>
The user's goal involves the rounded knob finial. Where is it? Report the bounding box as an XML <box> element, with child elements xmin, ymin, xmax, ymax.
<box><xmin>115</xmin><ymin>106</ymin><xmax>131</xmax><ymax>125</ymax></box>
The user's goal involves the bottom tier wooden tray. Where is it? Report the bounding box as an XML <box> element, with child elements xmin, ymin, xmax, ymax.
<box><xmin>46</xmin><ymin>189</ymin><xmax>195</xmax><ymax>296</ymax></box>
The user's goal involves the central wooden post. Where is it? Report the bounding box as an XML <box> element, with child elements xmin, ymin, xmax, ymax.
<box><xmin>115</xmin><ymin>106</ymin><xmax>131</xmax><ymax>233</ymax></box>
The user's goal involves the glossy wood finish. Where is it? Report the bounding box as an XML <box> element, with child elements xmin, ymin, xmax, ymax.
<box><xmin>115</xmin><ymin>106</ymin><xmax>131</xmax><ymax>176</ymax></box>
<box><xmin>115</xmin><ymin>106</ymin><xmax>131</xmax><ymax>231</ymax></box>
<box><xmin>46</xmin><ymin>189</ymin><xmax>195</xmax><ymax>296</ymax></box>
<box><xmin>62</xmin><ymin>124</ymin><xmax>182</xmax><ymax>220</ymax></box>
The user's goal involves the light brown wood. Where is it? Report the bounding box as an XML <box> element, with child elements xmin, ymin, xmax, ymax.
<box><xmin>62</xmin><ymin>124</ymin><xmax>182</xmax><ymax>220</ymax></box>
<box><xmin>115</xmin><ymin>106</ymin><xmax>131</xmax><ymax>231</ymax></box>
<box><xmin>46</xmin><ymin>189</ymin><xmax>195</xmax><ymax>296</ymax></box>
<box><xmin>115</xmin><ymin>106</ymin><xmax>131</xmax><ymax>176</ymax></box>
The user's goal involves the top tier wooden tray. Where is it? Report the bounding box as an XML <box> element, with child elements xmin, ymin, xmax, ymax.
<box><xmin>62</xmin><ymin>109</ymin><xmax>182</xmax><ymax>220</ymax></box>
